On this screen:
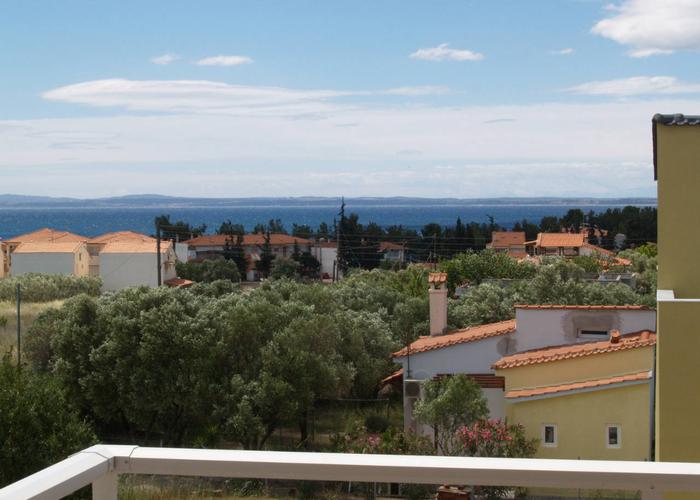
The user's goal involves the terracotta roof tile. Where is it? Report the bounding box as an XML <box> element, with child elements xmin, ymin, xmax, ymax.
<box><xmin>13</xmin><ymin>241</ymin><xmax>84</xmax><ymax>253</ymax></box>
<box><xmin>9</xmin><ymin>228</ymin><xmax>87</xmax><ymax>244</ymax></box>
<box><xmin>380</xmin><ymin>241</ymin><xmax>405</xmax><ymax>251</ymax></box>
<box><xmin>100</xmin><ymin>240</ymin><xmax>173</xmax><ymax>254</ymax></box>
<box><xmin>392</xmin><ymin>319</ymin><xmax>516</xmax><ymax>357</ymax></box>
<box><xmin>380</xmin><ymin>368</ymin><xmax>403</xmax><ymax>385</ymax></box>
<box><xmin>489</xmin><ymin>231</ymin><xmax>526</xmax><ymax>247</ymax></box>
<box><xmin>428</xmin><ymin>272</ymin><xmax>448</xmax><ymax>284</ymax></box>
<box><xmin>533</xmin><ymin>233</ymin><xmax>586</xmax><ymax>248</ymax></box>
<box><xmin>515</xmin><ymin>304</ymin><xmax>653</xmax><ymax>311</ymax></box>
<box><xmin>492</xmin><ymin>331</ymin><xmax>656</xmax><ymax>369</ymax></box>
<box><xmin>186</xmin><ymin>233</ymin><xmax>311</xmax><ymax>247</ymax></box>
<box><xmin>88</xmin><ymin>231</ymin><xmax>154</xmax><ymax>244</ymax></box>
<box><xmin>164</xmin><ymin>278</ymin><xmax>195</xmax><ymax>288</ymax></box>
<box><xmin>505</xmin><ymin>370</ymin><xmax>651</xmax><ymax>399</ymax></box>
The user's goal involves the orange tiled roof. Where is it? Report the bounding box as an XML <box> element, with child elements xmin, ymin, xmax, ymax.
<box><xmin>380</xmin><ymin>368</ymin><xmax>404</xmax><ymax>385</ymax></box>
<box><xmin>515</xmin><ymin>304</ymin><xmax>653</xmax><ymax>311</ymax></box>
<box><xmin>13</xmin><ymin>241</ymin><xmax>84</xmax><ymax>253</ymax></box>
<box><xmin>164</xmin><ymin>278</ymin><xmax>195</xmax><ymax>288</ymax></box>
<box><xmin>490</xmin><ymin>231</ymin><xmax>526</xmax><ymax>247</ymax></box>
<box><xmin>392</xmin><ymin>319</ymin><xmax>516</xmax><ymax>357</ymax></box>
<box><xmin>428</xmin><ymin>272</ymin><xmax>447</xmax><ymax>284</ymax></box>
<box><xmin>505</xmin><ymin>370</ymin><xmax>651</xmax><ymax>399</ymax></box>
<box><xmin>380</xmin><ymin>241</ymin><xmax>405</xmax><ymax>251</ymax></box>
<box><xmin>100</xmin><ymin>240</ymin><xmax>173</xmax><ymax>254</ymax></box>
<box><xmin>492</xmin><ymin>330</ymin><xmax>656</xmax><ymax>369</ymax></box>
<box><xmin>187</xmin><ymin>233</ymin><xmax>311</xmax><ymax>247</ymax></box>
<box><xmin>9</xmin><ymin>228</ymin><xmax>87</xmax><ymax>244</ymax></box>
<box><xmin>532</xmin><ymin>233</ymin><xmax>586</xmax><ymax>248</ymax></box>
<box><xmin>88</xmin><ymin>231</ymin><xmax>154</xmax><ymax>244</ymax></box>
<box><xmin>581</xmin><ymin>242</ymin><xmax>614</xmax><ymax>256</ymax></box>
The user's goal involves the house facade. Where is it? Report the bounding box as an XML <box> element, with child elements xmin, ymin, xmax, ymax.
<box><xmin>3</xmin><ymin>228</ymin><xmax>89</xmax><ymax>277</ymax></box>
<box><xmin>379</xmin><ymin>241</ymin><xmax>406</xmax><ymax>263</ymax></box>
<box><xmin>10</xmin><ymin>241</ymin><xmax>90</xmax><ymax>277</ymax></box>
<box><xmin>392</xmin><ymin>274</ymin><xmax>656</xmax><ymax>445</ymax></box>
<box><xmin>494</xmin><ymin>330</ymin><xmax>655</xmax><ymax>462</ymax></box>
<box><xmin>487</xmin><ymin>231</ymin><xmax>526</xmax><ymax>258</ymax></box>
<box><xmin>98</xmin><ymin>239</ymin><xmax>177</xmax><ymax>291</ymax></box>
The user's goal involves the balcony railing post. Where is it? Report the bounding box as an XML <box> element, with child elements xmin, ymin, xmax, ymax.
<box><xmin>92</xmin><ymin>471</ymin><xmax>118</xmax><ymax>500</ymax></box>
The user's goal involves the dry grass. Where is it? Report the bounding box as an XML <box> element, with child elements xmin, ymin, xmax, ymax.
<box><xmin>0</xmin><ymin>300</ymin><xmax>63</xmax><ymax>358</ymax></box>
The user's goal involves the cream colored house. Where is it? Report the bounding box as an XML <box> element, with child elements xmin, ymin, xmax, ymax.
<box><xmin>0</xmin><ymin>242</ymin><xmax>8</xmax><ymax>278</ymax></box>
<box><xmin>11</xmin><ymin>241</ymin><xmax>90</xmax><ymax>277</ymax></box>
<box><xmin>99</xmin><ymin>239</ymin><xmax>176</xmax><ymax>291</ymax></box>
<box><xmin>4</xmin><ymin>228</ymin><xmax>88</xmax><ymax>277</ymax></box>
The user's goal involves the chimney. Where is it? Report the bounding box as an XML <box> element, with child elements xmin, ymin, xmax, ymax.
<box><xmin>610</xmin><ymin>330</ymin><xmax>621</xmax><ymax>344</ymax></box>
<box><xmin>428</xmin><ymin>272</ymin><xmax>448</xmax><ymax>336</ymax></box>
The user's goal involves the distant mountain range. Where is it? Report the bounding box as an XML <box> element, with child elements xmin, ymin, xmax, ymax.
<box><xmin>0</xmin><ymin>194</ymin><xmax>657</xmax><ymax>208</ymax></box>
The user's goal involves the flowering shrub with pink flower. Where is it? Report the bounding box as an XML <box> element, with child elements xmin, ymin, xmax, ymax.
<box><xmin>332</xmin><ymin>420</ymin><xmax>433</xmax><ymax>455</ymax></box>
<box><xmin>457</xmin><ymin>419</ymin><xmax>537</xmax><ymax>458</ymax></box>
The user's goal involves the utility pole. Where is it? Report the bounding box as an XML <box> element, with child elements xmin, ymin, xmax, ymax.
<box><xmin>15</xmin><ymin>283</ymin><xmax>20</xmax><ymax>369</ymax></box>
<box><xmin>156</xmin><ymin>222</ymin><xmax>162</xmax><ymax>286</ymax></box>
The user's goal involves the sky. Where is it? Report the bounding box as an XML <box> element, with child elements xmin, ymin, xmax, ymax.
<box><xmin>2</xmin><ymin>0</ymin><xmax>700</xmax><ymax>199</ymax></box>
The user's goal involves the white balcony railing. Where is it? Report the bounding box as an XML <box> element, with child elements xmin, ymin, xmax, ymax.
<box><xmin>3</xmin><ymin>445</ymin><xmax>700</xmax><ymax>499</ymax></box>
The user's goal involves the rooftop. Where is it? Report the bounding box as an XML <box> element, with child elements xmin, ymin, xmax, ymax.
<box><xmin>490</xmin><ymin>231</ymin><xmax>526</xmax><ymax>247</ymax></box>
<box><xmin>8</xmin><ymin>227</ymin><xmax>87</xmax><ymax>244</ymax></box>
<box><xmin>100</xmin><ymin>240</ymin><xmax>173</xmax><ymax>254</ymax></box>
<box><xmin>528</xmin><ymin>232</ymin><xmax>586</xmax><ymax>248</ymax></box>
<box><xmin>13</xmin><ymin>241</ymin><xmax>84</xmax><ymax>254</ymax></box>
<box><xmin>492</xmin><ymin>330</ymin><xmax>656</xmax><ymax>370</ymax></box>
<box><xmin>505</xmin><ymin>370</ymin><xmax>651</xmax><ymax>400</ymax></box>
<box><xmin>186</xmin><ymin>233</ymin><xmax>311</xmax><ymax>247</ymax></box>
<box><xmin>88</xmin><ymin>231</ymin><xmax>154</xmax><ymax>244</ymax></box>
<box><xmin>515</xmin><ymin>304</ymin><xmax>653</xmax><ymax>311</ymax></box>
<box><xmin>392</xmin><ymin>319</ymin><xmax>516</xmax><ymax>357</ymax></box>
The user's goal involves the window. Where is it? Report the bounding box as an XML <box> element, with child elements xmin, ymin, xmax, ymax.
<box><xmin>542</xmin><ymin>424</ymin><xmax>557</xmax><ymax>447</ymax></box>
<box><xmin>579</xmin><ymin>329</ymin><xmax>609</xmax><ymax>338</ymax></box>
<box><xmin>606</xmin><ymin>425</ymin><xmax>621</xmax><ymax>448</ymax></box>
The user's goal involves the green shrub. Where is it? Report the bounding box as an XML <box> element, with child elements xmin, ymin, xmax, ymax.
<box><xmin>0</xmin><ymin>353</ymin><xmax>96</xmax><ymax>487</ymax></box>
<box><xmin>364</xmin><ymin>413</ymin><xmax>389</xmax><ymax>433</ymax></box>
<box><xmin>0</xmin><ymin>274</ymin><xmax>101</xmax><ymax>303</ymax></box>
<box><xmin>176</xmin><ymin>259</ymin><xmax>241</xmax><ymax>283</ymax></box>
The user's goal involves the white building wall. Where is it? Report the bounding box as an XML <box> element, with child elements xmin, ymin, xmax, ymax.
<box><xmin>100</xmin><ymin>253</ymin><xmax>161</xmax><ymax>291</ymax></box>
<box><xmin>396</xmin><ymin>334</ymin><xmax>511</xmax><ymax>421</ymax></box>
<box><xmin>175</xmin><ymin>243</ymin><xmax>189</xmax><ymax>263</ymax></box>
<box><xmin>11</xmin><ymin>253</ymin><xmax>75</xmax><ymax>276</ymax></box>
<box><xmin>513</xmin><ymin>309</ymin><xmax>657</xmax><ymax>353</ymax></box>
<box><xmin>311</xmin><ymin>246</ymin><xmax>337</xmax><ymax>277</ymax></box>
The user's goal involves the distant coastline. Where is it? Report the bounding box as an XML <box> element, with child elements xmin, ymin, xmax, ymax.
<box><xmin>0</xmin><ymin>194</ymin><xmax>658</xmax><ymax>209</ymax></box>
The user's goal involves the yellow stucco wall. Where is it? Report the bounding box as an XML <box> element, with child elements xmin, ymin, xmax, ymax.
<box><xmin>499</xmin><ymin>347</ymin><xmax>653</xmax><ymax>391</ymax></box>
<box><xmin>656</xmin><ymin>124</ymin><xmax>700</xmax><ymax>297</ymax></box>
<box><xmin>654</xmin><ymin>120</ymin><xmax>700</xmax><ymax>500</ymax></box>
<box><xmin>507</xmin><ymin>383</ymin><xmax>651</xmax><ymax>461</ymax></box>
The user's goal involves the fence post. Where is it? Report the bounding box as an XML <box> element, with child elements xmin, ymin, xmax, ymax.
<box><xmin>92</xmin><ymin>471</ymin><xmax>118</xmax><ymax>500</ymax></box>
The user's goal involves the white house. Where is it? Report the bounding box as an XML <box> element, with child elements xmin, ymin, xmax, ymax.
<box><xmin>10</xmin><ymin>241</ymin><xmax>90</xmax><ymax>277</ymax></box>
<box><xmin>311</xmin><ymin>241</ymin><xmax>337</xmax><ymax>279</ymax></box>
<box><xmin>98</xmin><ymin>239</ymin><xmax>177</xmax><ymax>291</ymax></box>
<box><xmin>4</xmin><ymin>228</ymin><xmax>88</xmax><ymax>277</ymax></box>
<box><xmin>392</xmin><ymin>273</ymin><xmax>656</xmax><ymax>434</ymax></box>
<box><xmin>380</xmin><ymin>241</ymin><xmax>406</xmax><ymax>263</ymax></box>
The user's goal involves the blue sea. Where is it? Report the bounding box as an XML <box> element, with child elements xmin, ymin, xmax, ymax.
<box><xmin>0</xmin><ymin>201</ymin><xmax>656</xmax><ymax>240</ymax></box>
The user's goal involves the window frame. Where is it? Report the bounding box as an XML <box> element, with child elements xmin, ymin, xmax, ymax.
<box><xmin>542</xmin><ymin>424</ymin><xmax>557</xmax><ymax>448</ymax></box>
<box><xmin>606</xmin><ymin>424</ymin><xmax>622</xmax><ymax>449</ymax></box>
<box><xmin>578</xmin><ymin>328</ymin><xmax>610</xmax><ymax>339</ymax></box>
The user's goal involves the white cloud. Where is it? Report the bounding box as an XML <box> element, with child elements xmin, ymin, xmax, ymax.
<box><xmin>592</xmin><ymin>0</ymin><xmax>700</xmax><ymax>57</ymax></box>
<box><xmin>150</xmin><ymin>53</ymin><xmax>180</xmax><ymax>65</ymax></box>
<box><xmin>551</xmin><ymin>48</ymin><xmax>574</xmax><ymax>55</ymax></box>
<box><xmin>568</xmin><ymin>76</ymin><xmax>700</xmax><ymax>96</ymax></box>
<box><xmin>410</xmin><ymin>43</ymin><xmax>484</xmax><ymax>62</ymax></box>
<box><xmin>195</xmin><ymin>55</ymin><xmax>253</xmax><ymax>66</ymax></box>
<box><xmin>41</xmin><ymin>79</ymin><xmax>452</xmax><ymax>117</ymax></box>
<box><xmin>385</xmin><ymin>85</ymin><xmax>451</xmax><ymax>96</ymax></box>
